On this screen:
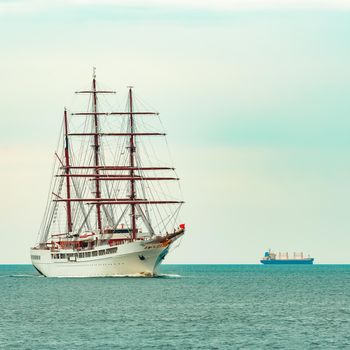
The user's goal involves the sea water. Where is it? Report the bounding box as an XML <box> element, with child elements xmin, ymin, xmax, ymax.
<box><xmin>0</xmin><ymin>264</ymin><xmax>349</xmax><ymax>349</ymax></box>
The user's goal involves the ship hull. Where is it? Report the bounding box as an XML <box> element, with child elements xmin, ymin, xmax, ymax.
<box><xmin>30</xmin><ymin>239</ymin><xmax>173</xmax><ymax>278</ymax></box>
<box><xmin>261</xmin><ymin>258</ymin><xmax>314</xmax><ymax>265</ymax></box>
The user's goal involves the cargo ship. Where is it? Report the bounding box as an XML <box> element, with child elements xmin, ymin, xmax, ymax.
<box><xmin>260</xmin><ymin>250</ymin><xmax>314</xmax><ymax>265</ymax></box>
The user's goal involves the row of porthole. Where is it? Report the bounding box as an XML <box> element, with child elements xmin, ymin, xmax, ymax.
<box><xmin>52</xmin><ymin>248</ymin><xmax>118</xmax><ymax>260</ymax></box>
<box><xmin>144</xmin><ymin>245</ymin><xmax>161</xmax><ymax>250</ymax></box>
<box><xmin>85</xmin><ymin>263</ymin><xmax>125</xmax><ymax>266</ymax></box>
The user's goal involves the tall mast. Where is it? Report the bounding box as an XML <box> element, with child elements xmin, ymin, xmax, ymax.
<box><xmin>64</xmin><ymin>108</ymin><xmax>73</xmax><ymax>233</ymax></box>
<box><xmin>75</xmin><ymin>68</ymin><xmax>116</xmax><ymax>232</ymax></box>
<box><xmin>92</xmin><ymin>68</ymin><xmax>102</xmax><ymax>232</ymax></box>
<box><xmin>128</xmin><ymin>87</ymin><xmax>137</xmax><ymax>240</ymax></box>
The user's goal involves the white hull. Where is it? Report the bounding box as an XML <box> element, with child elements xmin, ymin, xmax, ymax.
<box><xmin>30</xmin><ymin>239</ymin><xmax>172</xmax><ymax>278</ymax></box>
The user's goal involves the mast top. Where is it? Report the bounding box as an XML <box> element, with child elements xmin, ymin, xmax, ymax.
<box><xmin>93</xmin><ymin>67</ymin><xmax>96</xmax><ymax>80</ymax></box>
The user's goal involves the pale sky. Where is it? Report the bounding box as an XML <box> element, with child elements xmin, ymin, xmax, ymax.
<box><xmin>1</xmin><ymin>0</ymin><xmax>350</xmax><ymax>263</ymax></box>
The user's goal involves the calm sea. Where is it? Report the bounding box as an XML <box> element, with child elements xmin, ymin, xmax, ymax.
<box><xmin>0</xmin><ymin>264</ymin><xmax>349</xmax><ymax>349</ymax></box>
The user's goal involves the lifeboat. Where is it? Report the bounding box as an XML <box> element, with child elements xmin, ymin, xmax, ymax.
<box><xmin>79</xmin><ymin>232</ymin><xmax>96</xmax><ymax>241</ymax></box>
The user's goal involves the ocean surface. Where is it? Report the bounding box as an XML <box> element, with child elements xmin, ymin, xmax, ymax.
<box><xmin>0</xmin><ymin>264</ymin><xmax>349</xmax><ymax>349</ymax></box>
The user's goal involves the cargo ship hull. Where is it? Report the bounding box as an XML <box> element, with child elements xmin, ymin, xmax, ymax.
<box><xmin>260</xmin><ymin>258</ymin><xmax>314</xmax><ymax>265</ymax></box>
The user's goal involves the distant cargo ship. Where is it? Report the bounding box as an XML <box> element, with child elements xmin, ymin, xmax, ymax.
<box><xmin>261</xmin><ymin>250</ymin><xmax>314</xmax><ymax>265</ymax></box>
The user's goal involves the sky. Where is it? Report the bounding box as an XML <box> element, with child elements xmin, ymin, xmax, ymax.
<box><xmin>1</xmin><ymin>0</ymin><xmax>350</xmax><ymax>263</ymax></box>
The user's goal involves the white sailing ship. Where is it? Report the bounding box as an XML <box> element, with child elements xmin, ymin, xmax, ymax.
<box><xmin>30</xmin><ymin>70</ymin><xmax>185</xmax><ymax>277</ymax></box>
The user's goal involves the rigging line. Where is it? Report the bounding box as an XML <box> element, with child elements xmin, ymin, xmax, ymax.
<box><xmin>103</xmin><ymin>105</ymin><xmax>127</xmax><ymax>198</ymax></box>
<box><xmin>71</xmin><ymin>176</ymin><xmax>92</xmax><ymax>231</ymax></box>
<box><xmin>105</xmin><ymin>89</ymin><xmax>132</xmax><ymax>228</ymax></box>
<box><xmin>152</xmin><ymin>139</ymin><xmax>181</xmax><ymax>223</ymax></box>
<box><xmin>73</xmin><ymin>170</ymin><xmax>91</xmax><ymax>228</ymax></box>
<box><xmin>108</xmin><ymin>145</ymin><xmax>128</xmax><ymax>221</ymax></box>
<box><xmin>44</xmin><ymin>177</ymin><xmax>64</xmax><ymax>240</ymax></box>
<box><xmin>104</xmin><ymin>182</ymin><xmax>117</xmax><ymax>226</ymax></box>
<box><xmin>108</xmin><ymin>105</ymin><xmax>130</xmax><ymax>225</ymax></box>
<box><xmin>75</xmin><ymin>112</ymin><xmax>90</xmax><ymax>178</ymax></box>
<box><xmin>99</xmin><ymin>114</ymin><xmax>122</xmax><ymax>227</ymax></box>
<box><xmin>169</xmin><ymin>235</ymin><xmax>183</xmax><ymax>254</ymax></box>
<box><xmin>138</xmin><ymin>136</ymin><xmax>173</xmax><ymax>233</ymax></box>
<box><xmin>135</xmin><ymin>137</ymin><xmax>154</xmax><ymax>235</ymax></box>
<box><xmin>102</xmin><ymin>205</ymin><xmax>115</xmax><ymax>228</ymax></box>
<box><xmin>137</xmin><ymin>159</ymin><xmax>152</xmax><ymax>230</ymax></box>
<box><xmin>69</xmin><ymin>141</ymin><xmax>91</xmax><ymax>229</ymax></box>
<box><xmin>164</xmin><ymin>203</ymin><xmax>182</xmax><ymax>229</ymax></box>
<box><xmin>99</xmin><ymin>84</ymin><xmax>118</xmax><ymax>111</ymax></box>
<box><xmin>133</xmin><ymin>100</ymin><xmax>159</xmax><ymax>134</ymax></box>
<box><xmin>37</xmin><ymin>154</ymin><xmax>59</xmax><ymax>243</ymax></box>
<box><xmin>97</xmin><ymin>118</ymin><xmax>110</xmax><ymax>226</ymax></box>
<box><xmin>99</xmin><ymin>125</ymin><xmax>116</xmax><ymax>227</ymax></box>
<box><xmin>141</xmin><ymin>135</ymin><xmax>179</xmax><ymax>201</ymax></box>
<box><xmin>133</xmin><ymin>150</ymin><xmax>152</xmax><ymax>231</ymax></box>
<box><xmin>73</xmin><ymin>118</ymin><xmax>95</xmax><ymax>230</ymax></box>
<box><xmin>133</xmin><ymin>92</ymin><xmax>159</xmax><ymax>115</ymax></box>
<box><xmin>136</xmin><ymin>143</ymin><xmax>165</xmax><ymax>232</ymax></box>
<box><xmin>39</xmin><ymin>121</ymin><xmax>65</xmax><ymax>243</ymax></box>
<box><xmin>71</xmin><ymin>84</ymin><xmax>94</xmax><ymax>172</ymax></box>
<box><xmin>77</xmin><ymin>205</ymin><xmax>93</xmax><ymax>234</ymax></box>
<box><xmin>114</xmin><ymin>205</ymin><xmax>129</xmax><ymax>228</ymax></box>
<box><xmin>70</xmin><ymin>110</ymin><xmax>92</xmax><ymax>227</ymax></box>
<box><xmin>135</xmin><ymin>204</ymin><xmax>154</xmax><ymax>236</ymax></box>
<box><xmin>152</xmin><ymin>210</ymin><xmax>174</xmax><ymax>232</ymax></box>
<box><xmin>158</xmin><ymin>113</ymin><xmax>184</xmax><ymax>200</ymax></box>
<box><xmin>38</xmin><ymin>120</ymin><xmax>63</xmax><ymax>239</ymax></box>
<box><xmin>138</xmin><ymin>93</ymin><xmax>182</xmax><ymax>234</ymax></box>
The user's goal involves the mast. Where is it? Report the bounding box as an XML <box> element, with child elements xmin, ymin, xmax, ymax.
<box><xmin>92</xmin><ymin>68</ymin><xmax>102</xmax><ymax>232</ymax></box>
<box><xmin>75</xmin><ymin>68</ymin><xmax>116</xmax><ymax>233</ymax></box>
<box><xmin>128</xmin><ymin>87</ymin><xmax>137</xmax><ymax>240</ymax></box>
<box><xmin>64</xmin><ymin>108</ymin><xmax>73</xmax><ymax>233</ymax></box>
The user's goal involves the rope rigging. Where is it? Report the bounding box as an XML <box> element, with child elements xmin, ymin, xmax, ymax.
<box><xmin>38</xmin><ymin>77</ymin><xmax>184</xmax><ymax>243</ymax></box>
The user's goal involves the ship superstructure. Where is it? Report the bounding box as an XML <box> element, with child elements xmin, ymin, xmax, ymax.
<box><xmin>30</xmin><ymin>70</ymin><xmax>185</xmax><ymax>277</ymax></box>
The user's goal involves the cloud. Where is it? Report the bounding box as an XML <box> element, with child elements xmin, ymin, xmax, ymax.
<box><xmin>0</xmin><ymin>0</ymin><xmax>49</xmax><ymax>15</ymax></box>
<box><xmin>67</xmin><ymin>0</ymin><xmax>350</xmax><ymax>11</ymax></box>
<box><xmin>1</xmin><ymin>0</ymin><xmax>350</xmax><ymax>16</ymax></box>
